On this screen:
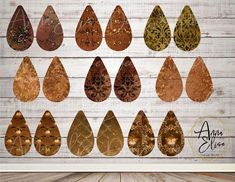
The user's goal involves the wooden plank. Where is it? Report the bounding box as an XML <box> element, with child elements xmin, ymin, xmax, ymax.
<box><xmin>78</xmin><ymin>173</ymin><xmax>105</xmax><ymax>182</ymax></box>
<box><xmin>100</xmin><ymin>173</ymin><xmax>120</xmax><ymax>182</ymax></box>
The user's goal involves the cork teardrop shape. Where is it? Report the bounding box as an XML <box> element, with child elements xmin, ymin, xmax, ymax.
<box><xmin>186</xmin><ymin>57</ymin><xmax>213</xmax><ymax>102</ymax></box>
<box><xmin>13</xmin><ymin>57</ymin><xmax>40</xmax><ymax>102</ymax></box>
<box><xmin>84</xmin><ymin>57</ymin><xmax>111</xmax><ymax>102</ymax></box>
<box><xmin>75</xmin><ymin>5</ymin><xmax>102</xmax><ymax>51</ymax></box>
<box><xmin>36</xmin><ymin>5</ymin><xmax>63</xmax><ymax>51</ymax></box>
<box><xmin>128</xmin><ymin>111</ymin><xmax>155</xmax><ymax>156</ymax></box>
<box><xmin>34</xmin><ymin>111</ymin><xmax>61</xmax><ymax>156</ymax></box>
<box><xmin>97</xmin><ymin>111</ymin><xmax>124</xmax><ymax>156</ymax></box>
<box><xmin>105</xmin><ymin>5</ymin><xmax>132</xmax><ymax>51</ymax></box>
<box><xmin>144</xmin><ymin>5</ymin><xmax>171</xmax><ymax>51</ymax></box>
<box><xmin>7</xmin><ymin>5</ymin><xmax>34</xmax><ymax>51</ymax></box>
<box><xmin>67</xmin><ymin>111</ymin><xmax>94</xmax><ymax>156</ymax></box>
<box><xmin>114</xmin><ymin>57</ymin><xmax>141</xmax><ymax>102</ymax></box>
<box><xmin>156</xmin><ymin>57</ymin><xmax>183</xmax><ymax>102</ymax></box>
<box><xmin>157</xmin><ymin>111</ymin><xmax>184</xmax><ymax>156</ymax></box>
<box><xmin>173</xmin><ymin>5</ymin><xmax>201</xmax><ymax>51</ymax></box>
<box><xmin>43</xmin><ymin>57</ymin><xmax>70</xmax><ymax>102</ymax></box>
<box><xmin>5</xmin><ymin>111</ymin><xmax>32</xmax><ymax>156</ymax></box>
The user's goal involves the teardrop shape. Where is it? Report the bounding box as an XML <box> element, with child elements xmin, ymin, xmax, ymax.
<box><xmin>144</xmin><ymin>5</ymin><xmax>171</xmax><ymax>51</ymax></box>
<box><xmin>128</xmin><ymin>111</ymin><xmax>155</xmax><ymax>156</ymax></box>
<box><xmin>157</xmin><ymin>111</ymin><xmax>184</xmax><ymax>156</ymax></box>
<box><xmin>105</xmin><ymin>5</ymin><xmax>132</xmax><ymax>51</ymax></box>
<box><xmin>34</xmin><ymin>111</ymin><xmax>61</xmax><ymax>156</ymax></box>
<box><xmin>67</xmin><ymin>111</ymin><xmax>94</xmax><ymax>156</ymax></box>
<box><xmin>84</xmin><ymin>57</ymin><xmax>111</xmax><ymax>102</ymax></box>
<box><xmin>156</xmin><ymin>56</ymin><xmax>183</xmax><ymax>102</ymax></box>
<box><xmin>5</xmin><ymin>111</ymin><xmax>32</xmax><ymax>156</ymax></box>
<box><xmin>173</xmin><ymin>5</ymin><xmax>201</xmax><ymax>51</ymax></box>
<box><xmin>97</xmin><ymin>111</ymin><xmax>124</xmax><ymax>156</ymax></box>
<box><xmin>13</xmin><ymin>57</ymin><xmax>40</xmax><ymax>102</ymax></box>
<box><xmin>7</xmin><ymin>5</ymin><xmax>34</xmax><ymax>51</ymax></box>
<box><xmin>75</xmin><ymin>5</ymin><xmax>102</xmax><ymax>51</ymax></box>
<box><xmin>186</xmin><ymin>57</ymin><xmax>213</xmax><ymax>102</ymax></box>
<box><xmin>43</xmin><ymin>56</ymin><xmax>70</xmax><ymax>102</ymax></box>
<box><xmin>36</xmin><ymin>5</ymin><xmax>63</xmax><ymax>51</ymax></box>
<box><xmin>114</xmin><ymin>56</ymin><xmax>141</xmax><ymax>102</ymax></box>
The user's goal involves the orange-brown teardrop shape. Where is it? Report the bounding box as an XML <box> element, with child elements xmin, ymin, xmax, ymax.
<box><xmin>75</xmin><ymin>5</ymin><xmax>102</xmax><ymax>51</ymax></box>
<box><xmin>84</xmin><ymin>57</ymin><xmax>111</xmax><ymax>102</ymax></box>
<box><xmin>36</xmin><ymin>5</ymin><xmax>63</xmax><ymax>51</ymax></box>
<box><xmin>128</xmin><ymin>111</ymin><xmax>155</xmax><ymax>156</ymax></box>
<box><xmin>7</xmin><ymin>5</ymin><xmax>34</xmax><ymax>51</ymax></box>
<box><xmin>157</xmin><ymin>111</ymin><xmax>184</xmax><ymax>156</ymax></box>
<box><xmin>114</xmin><ymin>56</ymin><xmax>141</xmax><ymax>102</ymax></box>
<box><xmin>34</xmin><ymin>111</ymin><xmax>61</xmax><ymax>156</ymax></box>
<box><xmin>5</xmin><ymin>111</ymin><xmax>32</xmax><ymax>156</ymax></box>
<box><xmin>105</xmin><ymin>5</ymin><xmax>132</xmax><ymax>51</ymax></box>
<box><xmin>13</xmin><ymin>57</ymin><xmax>40</xmax><ymax>102</ymax></box>
<box><xmin>156</xmin><ymin>56</ymin><xmax>183</xmax><ymax>102</ymax></box>
<box><xmin>186</xmin><ymin>57</ymin><xmax>213</xmax><ymax>102</ymax></box>
<box><xmin>43</xmin><ymin>57</ymin><xmax>70</xmax><ymax>102</ymax></box>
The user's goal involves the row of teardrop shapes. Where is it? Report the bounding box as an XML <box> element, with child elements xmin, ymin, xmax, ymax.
<box><xmin>7</xmin><ymin>5</ymin><xmax>200</xmax><ymax>51</ymax></box>
<box><xmin>5</xmin><ymin>110</ymin><xmax>184</xmax><ymax>157</ymax></box>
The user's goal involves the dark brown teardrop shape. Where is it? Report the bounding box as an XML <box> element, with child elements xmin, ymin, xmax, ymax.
<box><xmin>7</xmin><ymin>5</ymin><xmax>34</xmax><ymax>51</ymax></box>
<box><xmin>36</xmin><ymin>5</ymin><xmax>63</xmax><ymax>51</ymax></box>
<box><xmin>75</xmin><ymin>5</ymin><xmax>102</xmax><ymax>51</ymax></box>
<box><xmin>67</xmin><ymin>111</ymin><xmax>94</xmax><ymax>156</ymax></box>
<box><xmin>43</xmin><ymin>57</ymin><xmax>70</xmax><ymax>102</ymax></box>
<box><xmin>156</xmin><ymin>56</ymin><xmax>183</xmax><ymax>102</ymax></box>
<box><xmin>5</xmin><ymin>111</ymin><xmax>32</xmax><ymax>156</ymax></box>
<box><xmin>13</xmin><ymin>57</ymin><xmax>40</xmax><ymax>102</ymax></box>
<box><xmin>84</xmin><ymin>56</ymin><xmax>111</xmax><ymax>102</ymax></box>
<box><xmin>128</xmin><ymin>111</ymin><xmax>155</xmax><ymax>156</ymax></box>
<box><xmin>34</xmin><ymin>111</ymin><xmax>61</xmax><ymax>156</ymax></box>
<box><xmin>157</xmin><ymin>111</ymin><xmax>184</xmax><ymax>156</ymax></box>
<box><xmin>114</xmin><ymin>56</ymin><xmax>141</xmax><ymax>102</ymax></box>
<box><xmin>97</xmin><ymin>111</ymin><xmax>124</xmax><ymax>156</ymax></box>
<box><xmin>105</xmin><ymin>5</ymin><xmax>132</xmax><ymax>51</ymax></box>
<box><xmin>186</xmin><ymin>57</ymin><xmax>213</xmax><ymax>102</ymax></box>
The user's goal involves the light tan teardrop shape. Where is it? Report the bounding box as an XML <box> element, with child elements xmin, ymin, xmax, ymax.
<box><xmin>67</xmin><ymin>111</ymin><xmax>94</xmax><ymax>156</ymax></box>
<box><xmin>157</xmin><ymin>111</ymin><xmax>184</xmax><ymax>156</ymax></box>
<box><xmin>128</xmin><ymin>111</ymin><xmax>155</xmax><ymax>156</ymax></box>
<box><xmin>156</xmin><ymin>56</ymin><xmax>183</xmax><ymax>102</ymax></box>
<box><xmin>97</xmin><ymin>111</ymin><xmax>124</xmax><ymax>156</ymax></box>
<box><xmin>43</xmin><ymin>57</ymin><xmax>70</xmax><ymax>102</ymax></box>
<box><xmin>34</xmin><ymin>111</ymin><xmax>61</xmax><ymax>156</ymax></box>
<box><xmin>5</xmin><ymin>111</ymin><xmax>32</xmax><ymax>156</ymax></box>
<box><xmin>13</xmin><ymin>57</ymin><xmax>40</xmax><ymax>102</ymax></box>
<box><xmin>186</xmin><ymin>57</ymin><xmax>213</xmax><ymax>102</ymax></box>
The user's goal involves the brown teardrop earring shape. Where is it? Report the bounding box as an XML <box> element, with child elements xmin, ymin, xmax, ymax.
<box><xmin>43</xmin><ymin>57</ymin><xmax>70</xmax><ymax>102</ymax></box>
<box><xmin>34</xmin><ymin>111</ymin><xmax>61</xmax><ymax>156</ymax></box>
<box><xmin>114</xmin><ymin>56</ymin><xmax>141</xmax><ymax>102</ymax></box>
<box><xmin>36</xmin><ymin>5</ymin><xmax>63</xmax><ymax>51</ymax></box>
<box><xmin>186</xmin><ymin>57</ymin><xmax>213</xmax><ymax>102</ymax></box>
<box><xmin>75</xmin><ymin>5</ymin><xmax>102</xmax><ymax>51</ymax></box>
<box><xmin>5</xmin><ymin>111</ymin><xmax>32</xmax><ymax>156</ymax></box>
<box><xmin>105</xmin><ymin>5</ymin><xmax>132</xmax><ymax>51</ymax></box>
<box><xmin>7</xmin><ymin>5</ymin><xmax>34</xmax><ymax>51</ymax></box>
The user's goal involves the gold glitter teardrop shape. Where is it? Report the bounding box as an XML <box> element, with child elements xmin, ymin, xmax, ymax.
<box><xmin>34</xmin><ymin>111</ymin><xmax>61</xmax><ymax>156</ymax></box>
<box><xmin>5</xmin><ymin>111</ymin><xmax>32</xmax><ymax>156</ymax></box>
<box><xmin>144</xmin><ymin>5</ymin><xmax>171</xmax><ymax>51</ymax></box>
<box><xmin>67</xmin><ymin>111</ymin><xmax>94</xmax><ymax>156</ymax></box>
<box><xmin>13</xmin><ymin>57</ymin><xmax>40</xmax><ymax>102</ymax></box>
<box><xmin>173</xmin><ymin>5</ymin><xmax>201</xmax><ymax>51</ymax></box>
<box><xmin>156</xmin><ymin>56</ymin><xmax>183</xmax><ymax>102</ymax></box>
<box><xmin>157</xmin><ymin>111</ymin><xmax>184</xmax><ymax>156</ymax></box>
<box><xmin>43</xmin><ymin>56</ymin><xmax>70</xmax><ymax>102</ymax></box>
<box><xmin>105</xmin><ymin>5</ymin><xmax>132</xmax><ymax>51</ymax></box>
<box><xmin>186</xmin><ymin>57</ymin><xmax>213</xmax><ymax>102</ymax></box>
<box><xmin>128</xmin><ymin>111</ymin><xmax>155</xmax><ymax>156</ymax></box>
<box><xmin>97</xmin><ymin>111</ymin><xmax>124</xmax><ymax>156</ymax></box>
